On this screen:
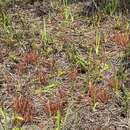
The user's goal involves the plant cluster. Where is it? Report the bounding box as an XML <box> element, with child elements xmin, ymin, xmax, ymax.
<box><xmin>43</xmin><ymin>89</ymin><xmax>67</xmax><ymax>116</ymax></box>
<box><xmin>16</xmin><ymin>51</ymin><xmax>39</xmax><ymax>73</ymax></box>
<box><xmin>12</xmin><ymin>95</ymin><xmax>37</xmax><ymax>123</ymax></box>
<box><xmin>86</xmin><ymin>82</ymin><xmax>111</xmax><ymax>111</ymax></box>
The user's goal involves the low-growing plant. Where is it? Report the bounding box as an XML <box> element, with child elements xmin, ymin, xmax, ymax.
<box><xmin>0</xmin><ymin>104</ymin><xmax>24</xmax><ymax>130</ymax></box>
<box><xmin>111</xmin><ymin>33</ymin><xmax>129</xmax><ymax>47</ymax></box>
<box><xmin>67</xmin><ymin>69</ymin><xmax>78</xmax><ymax>81</ymax></box>
<box><xmin>62</xmin><ymin>0</ymin><xmax>73</xmax><ymax>27</ymax></box>
<box><xmin>16</xmin><ymin>51</ymin><xmax>39</xmax><ymax>73</ymax></box>
<box><xmin>43</xmin><ymin>58</ymin><xmax>56</xmax><ymax>71</ymax></box>
<box><xmin>108</xmin><ymin>76</ymin><xmax>121</xmax><ymax>95</ymax></box>
<box><xmin>8</xmin><ymin>51</ymin><xmax>17</xmax><ymax>62</ymax></box>
<box><xmin>90</xmin><ymin>13</ymin><xmax>102</xmax><ymax>27</ymax></box>
<box><xmin>65</xmin><ymin>44</ymin><xmax>88</xmax><ymax>72</ymax></box>
<box><xmin>43</xmin><ymin>88</ymin><xmax>67</xmax><ymax>116</ymax></box>
<box><xmin>55</xmin><ymin>111</ymin><xmax>62</xmax><ymax>130</ymax></box>
<box><xmin>41</xmin><ymin>19</ymin><xmax>48</xmax><ymax>45</ymax></box>
<box><xmin>103</xmin><ymin>0</ymin><xmax>119</xmax><ymax>15</ymax></box>
<box><xmin>114</xmin><ymin>15</ymin><xmax>122</xmax><ymax>30</ymax></box>
<box><xmin>35</xmin><ymin>83</ymin><xmax>59</xmax><ymax>95</ymax></box>
<box><xmin>85</xmin><ymin>58</ymin><xmax>110</xmax><ymax>86</ymax></box>
<box><xmin>12</xmin><ymin>112</ymin><xmax>24</xmax><ymax>125</ymax></box>
<box><xmin>22</xmin><ymin>51</ymin><xmax>39</xmax><ymax>65</ymax></box>
<box><xmin>44</xmin><ymin>98</ymin><xmax>65</xmax><ymax>116</ymax></box>
<box><xmin>95</xmin><ymin>31</ymin><xmax>101</xmax><ymax>55</ymax></box>
<box><xmin>35</xmin><ymin>71</ymin><xmax>48</xmax><ymax>85</ymax></box>
<box><xmin>12</xmin><ymin>95</ymin><xmax>37</xmax><ymax>123</ymax></box>
<box><xmin>40</xmin><ymin>19</ymin><xmax>53</xmax><ymax>47</ymax></box>
<box><xmin>87</xmin><ymin>82</ymin><xmax>99</xmax><ymax>111</ymax></box>
<box><xmin>87</xmin><ymin>82</ymin><xmax>111</xmax><ymax>111</ymax></box>
<box><xmin>0</xmin><ymin>12</ymin><xmax>16</xmax><ymax>47</ymax></box>
<box><xmin>0</xmin><ymin>105</ymin><xmax>8</xmax><ymax>130</ymax></box>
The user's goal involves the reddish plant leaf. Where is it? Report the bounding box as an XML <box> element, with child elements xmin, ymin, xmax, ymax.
<box><xmin>12</xmin><ymin>95</ymin><xmax>37</xmax><ymax>123</ymax></box>
<box><xmin>36</xmin><ymin>71</ymin><xmax>48</xmax><ymax>85</ymax></box>
<box><xmin>22</xmin><ymin>51</ymin><xmax>39</xmax><ymax>65</ymax></box>
<box><xmin>88</xmin><ymin>84</ymin><xmax>111</xmax><ymax>104</ymax></box>
<box><xmin>44</xmin><ymin>99</ymin><xmax>65</xmax><ymax>115</ymax></box>
<box><xmin>111</xmin><ymin>33</ymin><xmax>129</xmax><ymax>47</ymax></box>
<box><xmin>43</xmin><ymin>88</ymin><xmax>67</xmax><ymax>115</ymax></box>
<box><xmin>67</xmin><ymin>69</ymin><xmax>78</xmax><ymax>81</ymax></box>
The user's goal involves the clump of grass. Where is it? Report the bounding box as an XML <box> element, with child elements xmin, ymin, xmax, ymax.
<box><xmin>41</xmin><ymin>19</ymin><xmax>48</xmax><ymax>45</ymax></box>
<box><xmin>0</xmin><ymin>12</ymin><xmax>16</xmax><ymax>47</ymax></box>
<box><xmin>0</xmin><ymin>105</ymin><xmax>8</xmax><ymax>130</ymax></box>
<box><xmin>40</xmin><ymin>19</ymin><xmax>54</xmax><ymax>46</ymax></box>
<box><xmin>65</xmin><ymin>44</ymin><xmax>88</xmax><ymax>72</ymax></box>
<box><xmin>62</xmin><ymin>0</ymin><xmax>73</xmax><ymax>27</ymax></box>
<box><xmin>40</xmin><ymin>19</ymin><xmax>55</xmax><ymax>58</ymax></box>
<box><xmin>90</xmin><ymin>13</ymin><xmax>103</xmax><ymax>27</ymax></box>
<box><xmin>103</xmin><ymin>0</ymin><xmax>119</xmax><ymax>15</ymax></box>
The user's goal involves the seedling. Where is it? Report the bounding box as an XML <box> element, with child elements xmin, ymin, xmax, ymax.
<box><xmin>2</xmin><ymin>12</ymin><xmax>13</xmax><ymax>34</ymax></box>
<box><xmin>91</xmin><ymin>13</ymin><xmax>102</xmax><ymax>27</ymax></box>
<box><xmin>100</xmin><ymin>63</ymin><xmax>111</xmax><ymax>73</ymax></box>
<box><xmin>35</xmin><ymin>83</ymin><xmax>59</xmax><ymax>95</ymax></box>
<box><xmin>12</xmin><ymin>112</ymin><xmax>24</xmax><ymax>125</ymax></box>
<box><xmin>62</xmin><ymin>0</ymin><xmax>73</xmax><ymax>26</ymax></box>
<box><xmin>8</xmin><ymin>51</ymin><xmax>17</xmax><ymax>62</ymax></box>
<box><xmin>124</xmin><ymin>19</ymin><xmax>130</xmax><ymax>33</ymax></box>
<box><xmin>66</xmin><ymin>45</ymin><xmax>88</xmax><ymax>72</ymax></box>
<box><xmin>114</xmin><ymin>16</ymin><xmax>122</xmax><ymax>30</ymax></box>
<box><xmin>108</xmin><ymin>76</ymin><xmax>121</xmax><ymax>95</ymax></box>
<box><xmin>0</xmin><ymin>12</ymin><xmax>16</xmax><ymax>47</ymax></box>
<box><xmin>0</xmin><ymin>105</ymin><xmax>8</xmax><ymax>130</ymax></box>
<box><xmin>57</xmin><ymin>69</ymin><xmax>66</xmax><ymax>77</ymax></box>
<box><xmin>12</xmin><ymin>128</ymin><xmax>22</xmax><ymax>130</ymax></box>
<box><xmin>40</xmin><ymin>19</ymin><xmax>53</xmax><ymax>47</ymax></box>
<box><xmin>88</xmin><ymin>82</ymin><xmax>99</xmax><ymax>111</ymax></box>
<box><xmin>41</xmin><ymin>19</ymin><xmax>47</xmax><ymax>45</ymax></box>
<box><xmin>95</xmin><ymin>31</ymin><xmax>101</xmax><ymax>55</ymax></box>
<box><xmin>55</xmin><ymin>111</ymin><xmax>62</xmax><ymax>130</ymax></box>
